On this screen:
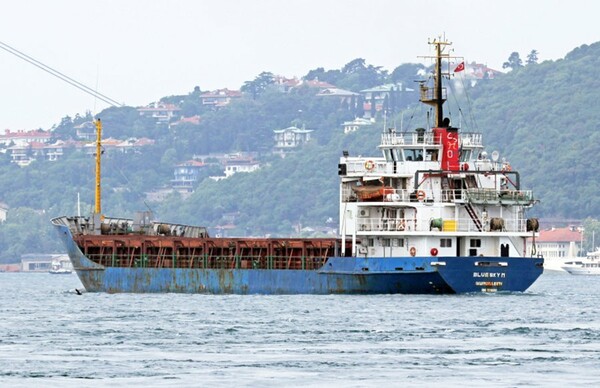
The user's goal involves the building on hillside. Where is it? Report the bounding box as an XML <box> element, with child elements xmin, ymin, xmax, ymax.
<box><xmin>169</xmin><ymin>115</ymin><xmax>201</xmax><ymax>129</ymax></box>
<box><xmin>316</xmin><ymin>88</ymin><xmax>359</xmax><ymax>105</ymax></box>
<box><xmin>0</xmin><ymin>129</ymin><xmax>51</xmax><ymax>148</ymax></box>
<box><xmin>43</xmin><ymin>141</ymin><xmax>67</xmax><ymax>161</ymax></box>
<box><xmin>200</xmin><ymin>89</ymin><xmax>242</xmax><ymax>108</ymax></box>
<box><xmin>8</xmin><ymin>144</ymin><xmax>33</xmax><ymax>166</ymax></box>
<box><xmin>224</xmin><ymin>157</ymin><xmax>260</xmax><ymax>178</ymax></box>
<box><xmin>137</xmin><ymin>102</ymin><xmax>182</xmax><ymax>123</ymax></box>
<box><xmin>9</xmin><ymin>141</ymin><xmax>56</xmax><ymax>166</ymax></box>
<box><xmin>115</xmin><ymin>138</ymin><xmax>155</xmax><ymax>154</ymax></box>
<box><xmin>360</xmin><ymin>83</ymin><xmax>406</xmax><ymax>118</ymax></box>
<box><xmin>82</xmin><ymin>137</ymin><xmax>155</xmax><ymax>155</ymax></box>
<box><xmin>74</xmin><ymin>121</ymin><xmax>96</xmax><ymax>141</ymax></box>
<box><xmin>461</xmin><ymin>62</ymin><xmax>502</xmax><ymax>80</ymax></box>
<box><xmin>533</xmin><ymin>226</ymin><xmax>583</xmax><ymax>258</ymax></box>
<box><xmin>7</xmin><ymin>137</ymin><xmax>153</xmax><ymax>166</ymax></box>
<box><xmin>341</xmin><ymin>118</ymin><xmax>373</xmax><ymax>134</ymax></box>
<box><xmin>273</xmin><ymin>125</ymin><xmax>313</xmax><ymax>156</ymax></box>
<box><xmin>172</xmin><ymin>160</ymin><xmax>207</xmax><ymax>193</ymax></box>
<box><xmin>83</xmin><ymin>138</ymin><xmax>120</xmax><ymax>155</ymax></box>
<box><xmin>273</xmin><ymin>75</ymin><xmax>300</xmax><ymax>93</ymax></box>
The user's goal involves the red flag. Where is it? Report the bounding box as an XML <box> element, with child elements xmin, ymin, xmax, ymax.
<box><xmin>454</xmin><ymin>62</ymin><xmax>465</xmax><ymax>72</ymax></box>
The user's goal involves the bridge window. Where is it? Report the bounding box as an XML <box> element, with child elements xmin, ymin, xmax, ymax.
<box><xmin>405</xmin><ymin>149</ymin><xmax>423</xmax><ymax>161</ymax></box>
<box><xmin>460</xmin><ymin>149</ymin><xmax>472</xmax><ymax>162</ymax></box>
<box><xmin>384</xmin><ymin>149</ymin><xmax>392</xmax><ymax>162</ymax></box>
<box><xmin>425</xmin><ymin>149</ymin><xmax>439</xmax><ymax>161</ymax></box>
<box><xmin>440</xmin><ymin>238</ymin><xmax>452</xmax><ymax>247</ymax></box>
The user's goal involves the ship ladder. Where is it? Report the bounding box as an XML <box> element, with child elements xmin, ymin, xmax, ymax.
<box><xmin>464</xmin><ymin>203</ymin><xmax>483</xmax><ymax>232</ymax></box>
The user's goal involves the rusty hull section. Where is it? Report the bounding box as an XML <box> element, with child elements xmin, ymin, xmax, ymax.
<box><xmin>73</xmin><ymin>234</ymin><xmax>348</xmax><ymax>271</ymax></box>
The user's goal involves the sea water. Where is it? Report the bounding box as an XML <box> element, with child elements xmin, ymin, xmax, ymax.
<box><xmin>0</xmin><ymin>272</ymin><xmax>599</xmax><ymax>387</ymax></box>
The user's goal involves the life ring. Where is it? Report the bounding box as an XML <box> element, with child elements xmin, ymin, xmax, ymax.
<box><xmin>409</xmin><ymin>247</ymin><xmax>416</xmax><ymax>257</ymax></box>
<box><xmin>416</xmin><ymin>190</ymin><xmax>426</xmax><ymax>201</ymax></box>
<box><xmin>430</xmin><ymin>247</ymin><xmax>439</xmax><ymax>256</ymax></box>
<box><xmin>364</xmin><ymin>160</ymin><xmax>375</xmax><ymax>171</ymax></box>
<box><xmin>502</xmin><ymin>163</ymin><xmax>512</xmax><ymax>172</ymax></box>
<box><xmin>462</xmin><ymin>163</ymin><xmax>469</xmax><ymax>171</ymax></box>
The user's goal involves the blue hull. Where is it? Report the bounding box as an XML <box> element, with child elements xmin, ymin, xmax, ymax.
<box><xmin>55</xmin><ymin>224</ymin><xmax>543</xmax><ymax>294</ymax></box>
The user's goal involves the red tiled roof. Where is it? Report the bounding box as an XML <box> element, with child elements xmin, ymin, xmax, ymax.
<box><xmin>274</xmin><ymin>76</ymin><xmax>300</xmax><ymax>87</ymax></box>
<box><xmin>29</xmin><ymin>141</ymin><xmax>47</xmax><ymax>149</ymax></box>
<box><xmin>537</xmin><ymin>227</ymin><xmax>582</xmax><ymax>242</ymax></box>
<box><xmin>177</xmin><ymin>160</ymin><xmax>205</xmax><ymax>167</ymax></box>
<box><xmin>304</xmin><ymin>79</ymin><xmax>335</xmax><ymax>88</ymax></box>
<box><xmin>134</xmin><ymin>138</ymin><xmax>155</xmax><ymax>146</ymax></box>
<box><xmin>178</xmin><ymin>116</ymin><xmax>201</xmax><ymax>125</ymax></box>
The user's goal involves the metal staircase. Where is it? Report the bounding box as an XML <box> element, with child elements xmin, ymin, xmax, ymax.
<box><xmin>464</xmin><ymin>202</ymin><xmax>483</xmax><ymax>232</ymax></box>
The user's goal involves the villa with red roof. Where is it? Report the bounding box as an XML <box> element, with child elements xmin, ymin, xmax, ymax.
<box><xmin>200</xmin><ymin>89</ymin><xmax>242</xmax><ymax>108</ymax></box>
<box><xmin>533</xmin><ymin>226</ymin><xmax>583</xmax><ymax>259</ymax></box>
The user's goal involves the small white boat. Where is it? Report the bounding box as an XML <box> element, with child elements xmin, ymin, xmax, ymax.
<box><xmin>543</xmin><ymin>257</ymin><xmax>579</xmax><ymax>272</ymax></box>
<box><xmin>49</xmin><ymin>260</ymin><xmax>72</xmax><ymax>275</ymax></box>
<box><xmin>562</xmin><ymin>251</ymin><xmax>600</xmax><ymax>275</ymax></box>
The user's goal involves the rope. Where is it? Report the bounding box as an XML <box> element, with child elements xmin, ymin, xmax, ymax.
<box><xmin>0</xmin><ymin>40</ymin><xmax>122</xmax><ymax>107</ymax></box>
<box><xmin>453</xmin><ymin>67</ymin><xmax>480</xmax><ymax>132</ymax></box>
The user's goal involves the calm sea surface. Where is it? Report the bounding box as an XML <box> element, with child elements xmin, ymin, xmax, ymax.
<box><xmin>0</xmin><ymin>271</ymin><xmax>599</xmax><ymax>387</ymax></box>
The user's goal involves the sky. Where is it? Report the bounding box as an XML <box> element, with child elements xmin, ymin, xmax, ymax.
<box><xmin>0</xmin><ymin>0</ymin><xmax>598</xmax><ymax>130</ymax></box>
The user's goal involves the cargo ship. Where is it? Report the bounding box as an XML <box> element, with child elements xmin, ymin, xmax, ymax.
<box><xmin>52</xmin><ymin>37</ymin><xmax>544</xmax><ymax>294</ymax></box>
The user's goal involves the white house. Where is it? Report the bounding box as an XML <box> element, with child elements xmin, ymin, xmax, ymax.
<box><xmin>224</xmin><ymin>157</ymin><xmax>260</xmax><ymax>178</ymax></box>
<box><xmin>341</xmin><ymin>118</ymin><xmax>373</xmax><ymax>134</ymax></box>
<box><xmin>273</xmin><ymin>125</ymin><xmax>313</xmax><ymax>155</ymax></box>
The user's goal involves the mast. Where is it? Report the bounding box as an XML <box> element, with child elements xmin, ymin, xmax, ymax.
<box><xmin>419</xmin><ymin>37</ymin><xmax>451</xmax><ymax>127</ymax></box>
<box><xmin>433</xmin><ymin>40</ymin><xmax>444</xmax><ymax>127</ymax></box>
<box><xmin>94</xmin><ymin>118</ymin><xmax>102</xmax><ymax>215</ymax></box>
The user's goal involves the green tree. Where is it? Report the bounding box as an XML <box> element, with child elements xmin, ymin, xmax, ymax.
<box><xmin>390</xmin><ymin>63</ymin><xmax>426</xmax><ymax>85</ymax></box>
<box><xmin>337</xmin><ymin>58</ymin><xmax>388</xmax><ymax>91</ymax></box>
<box><xmin>582</xmin><ymin>218</ymin><xmax>600</xmax><ymax>252</ymax></box>
<box><xmin>51</xmin><ymin>116</ymin><xmax>75</xmax><ymax>140</ymax></box>
<box><xmin>502</xmin><ymin>52</ymin><xmax>523</xmax><ymax>70</ymax></box>
<box><xmin>526</xmin><ymin>50</ymin><xmax>539</xmax><ymax>65</ymax></box>
<box><xmin>241</xmin><ymin>71</ymin><xmax>275</xmax><ymax>100</ymax></box>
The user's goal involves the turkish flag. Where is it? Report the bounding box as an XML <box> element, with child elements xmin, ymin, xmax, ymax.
<box><xmin>454</xmin><ymin>62</ymin><xmax>465</xmax><ymax>72</ymax></box>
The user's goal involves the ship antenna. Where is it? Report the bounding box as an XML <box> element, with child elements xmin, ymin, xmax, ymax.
<box><xmin>94</xmin><ymin>118</ymin><xmax>102</xmax><ymax>215</ymax></box>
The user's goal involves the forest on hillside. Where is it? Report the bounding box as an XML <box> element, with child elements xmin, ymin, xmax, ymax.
<box><xmin>2</xmin><ymin>42</ymin><xmax>600</xmax><ymax>262</ymax></box>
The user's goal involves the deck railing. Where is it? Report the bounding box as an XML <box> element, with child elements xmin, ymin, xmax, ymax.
<box><xmin>354</xmin><ymin>216</ymin><xmax>527</xmax><ymax>233</ymax></box>
<box><xmin>342</xmin><ymin>188</ymin><xmax>534</xmax><ymax>205</ymax></box>
<box><xmin>379</xmin><ymin>131</ymin><xmax>483</xmax><ymax>147</ymax></box>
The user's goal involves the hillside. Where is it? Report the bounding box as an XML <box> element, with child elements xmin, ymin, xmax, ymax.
<box><xmin>1</xmin><ymin>42</ymin><xmax>600</xmax><ymax>261</ymax></box>
<box><xmin>470</xmin><ymin>41</ymin><xmax>600</xmax><ymax>218</ymax></box>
